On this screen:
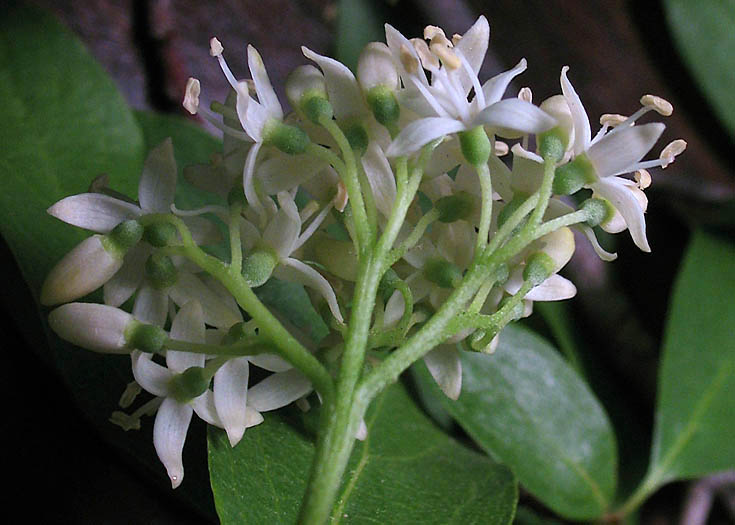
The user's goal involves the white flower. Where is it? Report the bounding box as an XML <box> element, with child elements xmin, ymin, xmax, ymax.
<box><xmin>384</xmin><ymin>16</ymin><xmax>555</xmax><ymax>157</ymax></box>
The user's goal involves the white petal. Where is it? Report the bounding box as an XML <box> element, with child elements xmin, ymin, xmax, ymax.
<box><xmin>560</xmin><ymin>66</ymin><xmax>591</xmax><ymax>155</ymax></box>
<box><xmin>383</xmin><ymin>289</ymin><xmax>405</xmax><ymax>328</ymax></box>
<box><xmin>153</xmin><ymin>398</ymin><xmax>193</xmax><ymax>489</ymax></box>
<box><xmin>361</xmin><ymin>141</ymin><xmax>397</xmax><ymax>217</ymax></box>
<box><xmin>586</xmin><ymin>123</ymin><xmax>665</xmax><ymax>178</ymax></box>
<box><xmin>167</xmin><ymin>301</ymin><xmax>206</xmax><ymax>372</ymax></box>
<box><xmin>384</xmin><ymin>23</ymin><xmax>429</xmax><ymax>85</ymax></box>
<box><xmin>258</xmin><ymin>154</ymin><xmax>327</xmax><ymax>195</ymax></box>
<box><xmin>239</xmin><ymin>217</ymin><xmax>262</xmax><ymax>253</ymax></box>
<box><xmin>243</xmin><ymin>142</ymin><xmax>265</xmax><ymax>218</ymax></box>
<box><xmin>247</xmin><ymin>45</ymin><xmax>283</xmax><ymax>120</ymax></box>
<box><xmin>47</xmin><ymin>193</ymin><xmax>141</xmax><ymax>233</ymax></box>
<box><xmin>526</xmin><ymin>274</ymin><xmax>577</xmax><ymax>301</ymax></box>
<box><xmin>132</xmin><ymin>350</ymin><xmax>172</xmax><ymax>396</ymax></box>
<box><xmin>455</xmin><ymin>16</ymin><xmax>490</xmax><ymax>95</ymax></box>
<box><xmin>263</xmin><ymin>192</ymin><xmax>301</xmax><ymax>258</ymax></box>
<box><xmin>48</xmin><ymin>303</ymin><xmax>132</xmax><ymax>354</ymax></box>
<box><xmin>191</xmin><ymin>389</ymin><xmax>222</xmax><ymax>426</ymax></box>
<box><xmin>249</xmin><ymin>353</ymin><xmax>292</xmax><ymax>372</ymax></box>
<box><xmin>41</xmin><ymin>235</ymin><xmax>123</xmax><ymax>306</ymax></box>
<box><xmin>236</xmin><ymin>86</ymin><xmax>265</xmax><ymax>142</ymax></box>
<box><xmin>302</xmin><ymin>46</ymin><xmax>366</xmax><ymax>120</ymax></box>
<box><xmin>473</xmin><ymin>98</ymin><xmax>556</xmax><ymax>136</ymax></box>
<box><xmin>132</xmin><ymin>283</ymin><xmax>169</xmax><ymax>327</ymax></box>
<box><xmin>184</xmin><ymin>216</ymin><xmax>222</xmax><ymax>246</ymax></box>
<box><xmin>214</xmin><ymin>357</ymin><xmax>250</xmax><ymax>446</ymax></box>
<box><xmin>386</xmin><ymin>117</ymin><xmax>466</xmax><ymax>157</ymax></box>
<box><xmin>138</xmin><ymin>138</ymin><xmax>178</xmax><ymax>213</ymax></box>
<box><xmin>355</xmin><ymin>419</ymin><xmax>368</xmax><ymax>441</ymax></box>
<box><xmin>275</xmin><ymin>258</ymin><xmax>344</xmax><ymax>323</ymax></box>
<box><xmin>423</xmin><ymin>344</ymin><xmax>462</xmax><ymax>400</ymax></box>
<box><xmin>481</xmin><ymin>58</ymin><xmax>527</xmax><ymax>105</ymax></box>
<box><xmin>169</xmin><ymin>272</ymin><xmax>243</xmax><ymax>328</ymax></box>
<box><xmin>247</xmin><ymin>368</ymin><xmax>312</xmax><ymax>412</ymax></box>
<box><xmin>579</xmin><ymin>225</ymin><xmax>618</xmax><ymax>261</ymax></box>
<box><xmin>593</xmin><ymin>178</ymin><xmax>651</xmax><ymax>252</ymax></box>
<box><xmin>104</xmin><ymin>244</ymin><xmax>149</xmax><ymax>307</ymax></box>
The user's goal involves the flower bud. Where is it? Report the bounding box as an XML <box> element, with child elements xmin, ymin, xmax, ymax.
<box><xmin>580</xmin><ymin>198</ymin><xmax>610</xmax><ymax>227</ymax></box>
<box><xmin>125</xmin><ymin>320</ymin><xmax>168</xmax><ymax>353</ymax></box>
<box><xmin>263</xmin><ymin>121</ymin><xmax>310</xmax><ymax>155</ymax></box>
<box><xmin>536</xmin><ymin>226</ymin><xmax>575</xmax><ymax>273</ymax></box>
<box><xmin>366</xmin><ymin>86</ymin><xmax>400</xmax><ymax>127</ymax></box>
<box><xmin>105</xmin><ymin>220</ymin><xmax>145</xmax><ymax>257</ymax></box>
<box><xmin>242</xmin><ymin>249</ymin><xmax>279</xmax><ymax>287</ymax></box>
<box><xmin>41</xmin><ymin>235</ymin><xmax>124</xmax><ymax>306</ymax></box>
<box><xmin>358</xmin><ymin>42</ymin><xmax>398</xmax><ymax>92</ymax></box>
<box><xmin>143</xmin><ymin>222</ymin><xmax>178</xmax><ymax>248</ymax></box>
<box><xmin>552</xmin><ymin>154</ymin><xmax>596</xmax><ymax>195</ymax></box>
<box><xmin>423</xmin><ymin>257</ymin><xmax>463</xmax><ymax>289</ymax></box>
<box><xmin>539</xmin><ymin>95</ymin><xmax>573</xmax><ymax>155</ymax></box>
<box><xmin>286</xmin><ymin>65</ymin><xmax>333</xmax><ymax>124</ymax></box>
<box><xmin>459</xmin><ymin>126</ymin><xmax>492</xmax><ymax>166</ymax></box>
<box><xmin>343</xmin><ymin>122</ymin><xmax>369</xmax><ymax>155</ymax></box>
<box><xmin>49</xmin><ymin>303</ymin><xmax>134</xmax><ymax>354</ymax></box>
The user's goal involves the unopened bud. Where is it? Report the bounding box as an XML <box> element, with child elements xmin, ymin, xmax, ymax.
<box><xmin>105</xmin><ymin>220</ymin><xmax>145</xmax><ymax>256</ymax></box>
<box><xmin>49</xmin><ymin>303</ymin><xmax>135</xmax><ymax>354</ymax></box>
<box><xmin>459</xmin><ymin>125</ymin><xmax>491</xmax><ymax>166</ymax></box>
<box><xmin>125</xmin><ymin>320</ymin><xmax>168</xmax><ymax>353</ymax></box>
<box><xmin>285</xmin><ymin>65</ymin><xmax>332</xmax><ymax>124</ymax></box>
<box><xmin>366</xmin><ymin>86</ymin><xmax>400</xmax><ymax>126</ymax></box>
<box><xmin>539</xmin><ymin>95</ymin><xmax>573</xmax><ymax>155</ymax></box>
<box><xmin>358</xmin><ymin>42</ymin><xmax>398</xmax><ymax>92</ymax></box>
<box><xmin>343</xmin><ymin>122</ymin><xmax>369</xmax><ymax>155</ymax></box>
<box><xmin>537</xmin><ymin>227</ymin><xmax>575</xmax><ymax>272</ymax></box>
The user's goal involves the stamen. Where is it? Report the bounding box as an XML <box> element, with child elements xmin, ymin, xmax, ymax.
<box><xmin>511</xmin><ymin>143</ymin><xmax>543</xmax><ymax>163</ymax></box>
<box><xmin>299</xmin><ymin>200</ymin><xmax>320</xmax><ymax>223</ymax></box>
<box><xmin>600</xmin><ymin>114</ymin><xmax>627</xmax><ymax>127</ymax></box>
<box><xmin>183</xmin><ymin>78</ymin><xmax>201</xmax><ymax>115</ymax></box>
<box><xmin>407</xmin><ymin>76</ymin><xmax>450</xmax><ymax>118</ymax></box>
<box><xmin>424</xmin><ymin>25</ymin><xmax>448</xmax><ymax>43</ymax></box>
<box><xmin>518</xmin><ymin>87</ymin><xmax>532</xmax><ymax>103</ymax></box>
<box><xmin>451</xmin><ymin>34</ymin><xmax>462</xmax><ymax>46</ymax></box>
<box><xmin>635</xmin><ymin>169</ymin><xmax>652</xmax><ymax>189</ymax></box>
<box><xmin>170</xmin><ymin>203</ymin><xmax>230</xmax><ymax>217</ymax></box>
<box><xmin>335</xmin><ymin>181</ymin><xmax>348</xmax><ymax>212</ymax></box>
<box><xmin>430</xmin><ymin>42</ymin><xmax>461</xmax><ymax>70</ymax></box>
<box><xmin>198</xmin><ymin>107</ymin><xmax>251</xmax><ymax>141</ymax></box>
<box><xmin>660</xmin><ymin>139</ymin><xmax>687</xmax><ymax>168</ymax></box>
<box><xmin>495</xmin><ymin>141</ymin><xmax>509</xmax><ymax>156</ymax></box>
<box><xmin>209</xmin><ymin>37</ymin><xmax>224</xmax><ymax>57</ymax></box>
<box><xmin>119</xmin><ymin>381</ymin><xmax>142</xmax><ymax>408</ymax></box>
<box><xmin>411</xmin><ymin>38</ymin><xmax>440</xmax><ymax>70</ymax></box>
<box><xmin>400</xmin><ymin>44</ymin><xmax>419</xmax><ymax>74</ymax></box>
<box><xmin>640</xmin><ymin>94</ymin><xmax>673</xmax><ymax>116</ymax></box>
<box><xmin>294</xmin><ymin>203</ymin><xmax>333</xmax><ymax>251</ymax></box>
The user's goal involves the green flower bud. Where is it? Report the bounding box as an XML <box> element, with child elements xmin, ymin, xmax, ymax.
<box><xmin>423</xmin><ymin>257</ymin><xmax>463</xmax><ymax>289</ymax></box>
<box><xmin>552</xmin><ymin>155</ymin><xmax>596</xmax><ymax>196</ymax></box>
<box><xmin>523</xmin><ymin>252</ymin><xmax>555</xmax><ymax>286</ymax></box>
<box><xmin>435</xmin><ymin>191</ymin><xmax>474</xmax><ymax>223</ymax></box>
<box><xmin>286</xmin><ymin>65</ymin><xmax>332</xmax><ymax>124</ymax></box>
<box><xmin>143</xmin><ymin>222</ymin><xmax>178</xmax><ymax>248</ymax></box>
<box><xmin>264</xmin><ymin>121</ymin><xmax>310</xmax><ymax>155</ymax></box>
<box><xmin>538</xmin><ymin>128</ymin><xmax>566</xmax><ymax>162</ymax></box>
<box><xmin>49</xmin><ymin>303</ymin><xmax>135</xmax><ymax>354</ymax></box>
<box><xmin>242</xmin><ymin>249</ymin><xmax>279</xmax><ymax>287</ymax></box>
<box><xmin>581</xmin><ymin>197</ymin><xmax>613</xmax><ymax>227</ymax></box>
<box><xmin>145</xmin><ymin>253</ymin><xmax>178</xmax><ymax>289</ymax></box>
<box><xmin>124</xmin><ymin>320</ymin><xmax>167</xmax><ymax>353</ymax></box>
<box><xmin>168</xmin><ymin>367</ymin><xmax>210</xmax><ymax>403</ymax></box>
<box><xmin>366</xmin><ymin>86</ymin><xmax>400</xmax><ymax>126</ymax></box>
<box><xmin>459</xmin><ymin>125</ymin><xmax>492</xmax><ymax>166</ymax></box>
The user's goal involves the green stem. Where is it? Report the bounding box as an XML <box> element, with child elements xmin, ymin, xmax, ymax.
<box><xmin>163</xmin><ymin>336</ymin><xmax>271</xmax><ymax>357</ymax></box>
<box><xmin>475</xmin><ymin>161</ymin><xmax>493</xmax><ymax>254</ymax></box>
<box><xmin>609</xmin><ymin>472</ymin><xmax>662</xmax><ymax>519</ymax></box>
<box><xmin>528</xmin><ymin>157</ymin><xmax>556</xmax><ymax>227</ymax></box>
<box><xmin>228</xmin><ymin>203</ymin><xmax>243</xmax><ymax>275</ymax></box>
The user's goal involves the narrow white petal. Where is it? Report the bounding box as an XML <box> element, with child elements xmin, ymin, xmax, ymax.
<box><xmin>239</xmin><ymin>217</ymin><xmax>262</xmax><ymax>253</ymax></box>
<box><xmin>386</xmin><ymin>117</ymin><xmax>466</xmax><ymax>157</ymax></box>
<box><xmin>423</xmin><ymin>345</ymin><xmax>462</xmax><ymax>400</ymax></box>
<box><xmin>586</xmin><ymin>123</ymin><xmax>665</xmax><ymax>178</ymax></box>
<box><xmin>473</xmin><ymin>98</ymin><xmax>556</xmax><ymax>136</ymax></box>
<box><xmin>247</xmin><ymin>45</ymin><xmax>283</xmax><ymax>120</ymax></box>
<box><xmin>456</xmin><ymin>16</ymin><xmax>490</xmax><ymax>76</ymax></box>
<box><xmin>384</xmin><ymin>23</ymin><xmax>429</xmax><ymax>85</ymax></box>
<box><xmin>361</xmin><ymin>141</ymin><xmax>397</xmax><ymax>217</ymax></box>
<box><xmin>191</xmin><ymin>390</ymin><xmax>222</xmax><ymax>427</ymax></box>
<box><xmin>243</xmin><ymin>142</ymin><xmax>265</xmax><ymax>218</ymax></box>
<box><xmin>481</xmin><ymin>58</ymin><xmax>527</xmax><ymax>105</ymax></box>
<box><xmin>258</xmin><ymin>154</ymin><xmax>327</xmax><ymax>195</ymax></box>
<box><xmin>579</xmin><ymin>225</ymin><xmax>618</xmax><ymax>261</ymax></box>
<box><xmin>214</xmin><ymin>357</ymin><xmax>250</xmax><ymax>446</ymax></box>
<box><xmin>167</xmin><ymin>301</ymin><xmax>206</xmax><ymax>372</ymax></box>
<box><xmin>275</xmin><ymin>258</ymin><xmax>344</xmax><ymax>323</ymax></box>
<box><xmin>132</xmin><ymin>284</ymin><xmax>169</xmax><ymax>327</ymax></box>
<box><xmin>48</xmin><ymin>303</ymin><xmax>132</xmax><ymax>354</ymax></box>
<box><xmin>245</xmin><ymin>406</ymin><xmax>264</xmax><ymax>428</ymax></box>
<box><xmin>593</xmin><ymin>178</ymin><xmax>651</xmax><ymax>252</ymax></box>
<box><xmin>249</xmin><ymin>353</ymin><xmax>292</xmax><ymax>372</ymax></box>
<box><xmin>526</xmin><ymin>274</ymin><xmax>577</xmax><ymax>301</ymax></box>
<box><xmin>560</xmin><ymin>66</ymin><xmax>591</xmax><ymax>155</ymax></box>
<box><xmin>153</xmin><ymin>398</ymin><xmax>193</xmax><ymax>489</ymax></box>
<box><xmin>302</xmin><ymin>46</ymin><xmax>366</xmax><ymax>120</ymax></box>
<box><xmin>263</xmin><ymin>192</ymin><xmax>301</xmax><ymax>258</ymax></box>
<box><xmin>139</xmin><ymin>138</ymin><xmax>178</xmax><ymax>213</ymax></box>
<box><xmin>247</xmin><ymin>368</ymin><xmax>312</xmax><ymax>412</ymax></box>
<box><xmin>169</xmin><ymin>272</ymin><xmax>243</xmax><ymax>328</ymax></box>
<box><xmin>383</xmin><ymin>289</ymin><xmax>405</xmax><ymax>328</ymax></box>
<box><xmin>47</xmin><ymin>193</ymin><xmax>142</xmax><ymax>233</ymax></box>
<box><xmin>132</xmin><ymin>350</ymin><xmax>172</xmax><ymax>396</ymax></box>
<box><xmin>104</xmin><ymin>244</ymin><xmax>149</xmax><ymax>307</ymax></box>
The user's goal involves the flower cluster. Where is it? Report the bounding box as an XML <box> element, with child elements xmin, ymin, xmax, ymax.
<box><xmin>41</xmin><ymin>16</ymin><xmax>684</xmax><ymax>488</ymax></box>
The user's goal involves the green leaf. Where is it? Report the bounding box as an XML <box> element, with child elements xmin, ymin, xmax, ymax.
<box><xmin>664</xmin><ymin>0</ymin><xmax>735</xmax><ymax>136</ymax></box>
<box><xmin>256</xmin><ymin>278</ymin><xmax>330</xmax><ymax>344</ymax></box>
<box><xmin>648</xmin><ymin>231</ymin><xmax>735</xmax><ymax>483</ymax></box>
<box><xmin>415</xmin><ymin>325</ymin><xmax>617</xmax><ymax>520</ymax></box>
<box><xmin>209</xmin><ymin>382</ymin><xmax>517</xmax><ymax>524</ymax></box>
<box><xmin>336</xmin><ymin>0</ymin><xmax>385</xmax><ymax>71</ymax></box>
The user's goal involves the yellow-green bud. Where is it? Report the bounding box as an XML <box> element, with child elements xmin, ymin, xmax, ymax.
<box><xmin>102</xmin><ymin>219</ymin><xmax>144</xmax><ymax>258</ymax></box>
<box><xmin>366</xmin><ymin>86</ymin><xmax>400</xmax><ymax>126</ymax></box>
<box><xmin>343</xmin><ymin>122</ymin><xmax>369</xmax><ymax>155</ymax></box>
<box><xmin>264</xmin><ymin>121</ymin><xmax>310</xmax><ymax>155</ymax></box>
<box><xmin>581</xmin><ymin>198</ymin><xmax>611</xmax><ymax>227</ymax></box>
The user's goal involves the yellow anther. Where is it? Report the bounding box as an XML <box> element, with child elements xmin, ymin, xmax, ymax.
<box><xmin>183</xmin><ymin>78</ymin><xmax>201</xmax><ymax>115</ymax></box>
<box><xmin>600</xmin><ymin>113</ymin><xmax>628</xmax><ymax>127</ymax></box>
<box><xmin>494</xmin><ymin>141</ymin><xmax>509</xmax><ymax>156</ymax></box>
<box><xmin>209</xmin><ymin>37</ymin><xmax>224</xmax><ymax>57</ymax></box>
<box><xmin>635</xmin><ymin>169</ymin><xmax>651</xmax><ymax>189</ymax></box>
<box><xmin>640</xmin><ymin>94</ymin><xmax>673</xmax><ymax>116</ymax></box>
<box><xmin>518</xmin><ymin>87</ymin><xmax>532</xmax><ymax>103</ymax></box>
<box><xmin>335</xmin><ymin>181</ymin><xmax>349</xmax><ymax>212</ymax></box>
<box><xmin>424</xmin><ymin>25</ymin><xmax>447</xmax><ymax>42</ymax></box>
<box><xmin>451</xmin><ymin>34</ymin><xmax>463</xmax><ymax>46</ymax></box>
<box><xmin>660</xmin><ymin>139</ymin><xmax>687</xmax><ymax>168</ymax></box>
<box><xmin>430</xmin><ymin>42</ymin><xmax>461</xmax><ymax>70</ymax></box>
<box><xmin>411</xmin><ymin>38</ymin><xmax>439</xmax><ymax>69</ymax></box>
<box><xmin>400</xmin><ymin>44</ymin><xmax>419</xmax><ymax>73</ymax></box>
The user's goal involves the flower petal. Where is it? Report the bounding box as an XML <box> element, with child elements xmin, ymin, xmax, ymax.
<box><xmin>579</xmin><ymin>225</ymin><xmax>618</xmax><ymax>261</ymax></box>
<box><xmin>361</xmin><ymin>141</ymin><xmax>397</xmax><ymax>217</ymax></box>
<box><xmin>423</xmin><ymin>344</ymin><xmax>462</xmax><ymax>400</ymax></box>
<box><xmin>586</xmin><ymin>123</ymin><xmax>665</xmax><ymax>178</ymax></box>
<box><xmin>302</xmin><ymin>46</ymin><xmax>366</xmax><ymax>120</ymax></box>
<box><xmin>560</xmin><ymin>66</ymin><xmax>591</xmax><ymax>155</ymax></box>
<box><xmin>247</xmin><ymin>368</ymin><xmax>312</xmax><ymax>412</ymax></box>
<box><xmin>473</xmin><ymin>98</ymin><xmax>556</xmax><ymax>136</ymax></box>
<box><xmin>47</xmin><ymin>193</ymin><xmax>142</xmax><ymax>233</ymax></box>
<box><xmin>275</xmin><ymin>258</ymin><xmax>344</xmax><ymax>323</ymax></box>
<box><xmin>139</xmin><ymin>138</ymin><xmax>178</xmax><ymax>213</ymax></box>
<box><xmin>169</xmin><ymin>272</ymin><xmax>243</xmax><ymax>328</ymax></box>
<box><xmin>191</xmin><ymin>389</ymin><xmax>222</xmax><ymax>426</ymax></box>
<box><xmin>214</xmin><ymin>357</ymin><xmax>250</xmax><ymax>446</ymax></box>
<box><xmin>249</xmin><ymin>353</ymin><xmax>292</xmax><ymax>372</ymax></box>
<box><xmin>481</xmin><ymin>58</ymin><xmax>527</xmax><ymax>105</ymax></box>
<box><xmin>263</xmin><ymin>192</ymin><xmax>301</xmax><ymax>258</ymax></box>
<box><xmin>167</xmin><ymin>301</ymin><xmax>206</xmax><ymax>372</ymax></box>
<box><xmin>153</xmin><ymin>398</ymin><xmax>193</xmax><ymax>489</ymax></box>
<box><xmin>258</xmin><ymin>154</ymin><xmax>327</xmax><ymax>195</ymax></box>
<box><xmin>104</xmin><ymin>244</ymin><xmax>149</xmax><ymax>307</ymax></box>
<box><xmin>248</xmin><ymin>45</ymin><xmax>283</xmax><ymax>120</ymax></box>
<box><xmin>386</xmin><ymin>117</ymin><xmax>466</xmax><ymax>157</ymax></box>
<box><xmin>593</xmin><ymin>178</ymin><xmax>651</xmax><ymax>252</ymax></box>
<box><xmin>132</xmin><ymin>350</ymin><xmax>172</xmax><ymax>396</ymax></box>
<box><xmin>526</xmin><ymin>274</ymin><xmax>577</xmax><ymax>301</ymax></box>
<box><xmin>132</xmin><ymin>283</ymin><xmax>169</xmax><ymax>327</ymax></box>
<box><xmin>455</xmin><ymin>16</ymin><xmax>490</xmax><ymax>95</ymax></box>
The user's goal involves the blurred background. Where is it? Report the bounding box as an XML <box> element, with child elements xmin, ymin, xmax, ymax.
<box><xmin>3</xmin><ymin>0</ymin><xmax>733</xmax><ymax>522</ymax></box>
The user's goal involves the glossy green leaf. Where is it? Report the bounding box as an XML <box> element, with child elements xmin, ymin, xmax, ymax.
<box><xmin>415</xmin><ymin>325</ymin><xmax>617</xmax><ymax>520</ymax></box>
<box><xmin>209</xmin><ymin>382</ymin><xmax>517</xmax><ymax>524</ymax></box>
<box><xmin>664</xmin><ymin>0</ymin><xmax>735</xmax><ymax>136</ymax></box>
<box><xmin>647</xmin><ymin>231</ymin><xmax>735</xmax><ymax>483</ymax></box>
<box><xmin>336</xmin><ymin>0</ymin><xmax>385</xmax><ymax>71</ymax></box>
